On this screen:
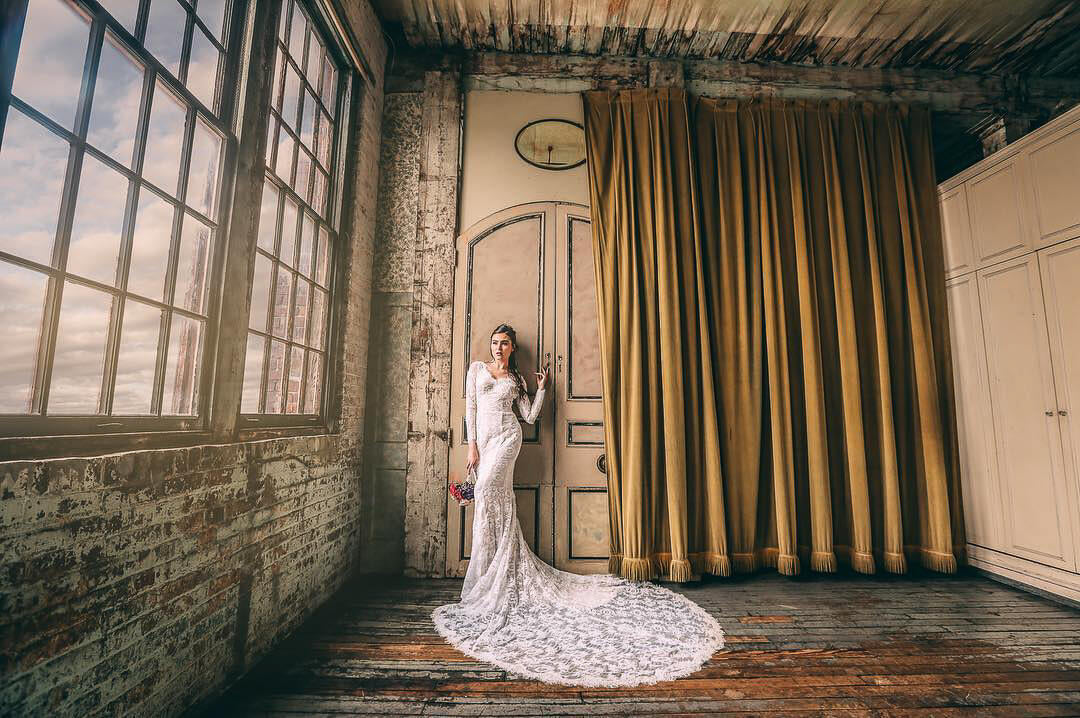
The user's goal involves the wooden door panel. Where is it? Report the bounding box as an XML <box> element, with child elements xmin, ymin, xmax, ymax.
<box><xmin>978</xmin><ymin>256</ymin><xmax>1073</xmax><ymax>569</ymax></box>
<box><xmin>1037</xmin><ymin>237</ymin><xmax>1080</xmax><ymax>571</ymax></box>
<box><xmin>447</xmin><ymin>204</ymin><xmax>557</xmax><ymax>576</ymax></box>
<box><xmin>554</xmin><ymin>205</ymin><xmax>608</xmax><ymax>573</ymax></box>
<box><xmin>946</xmin><ymin>274</ymin><xmax>1004</xmax><ymax>549</ymax></box>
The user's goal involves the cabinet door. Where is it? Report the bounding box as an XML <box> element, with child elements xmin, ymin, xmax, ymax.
<box><xmin>978</xmin><ymin>255</ymin><xmax>1075</xmax><ymax>569</ymax></box>
<box><xmin>1038</xmin><ymin>236</ymin><xmax>1080</xmax><ymax>571</ymax></box>
<box><xmin>940</xmin><ymin>184</ymin><xmax>975</xmax><ymax>278</ymax></box>
<box><xmin>946</xmin><ymin>275</ymin><xmax>1003</xmax><ymax>549</ymax></box>
<box><xmin>969</xmin><ymin>158</ymin><xmax>1033</xmax><ymax>268</ymax></box>
<box><xmin>1026</xmin><ymin>119</ymin><xmax>1080</xmax><ymax>248</ymax></box>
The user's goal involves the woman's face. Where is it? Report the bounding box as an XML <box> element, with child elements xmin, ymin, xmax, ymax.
<box><xmin>490</xmin><ymin>332</ymin><xmax>514</xmax><ymax>363</ymax></box>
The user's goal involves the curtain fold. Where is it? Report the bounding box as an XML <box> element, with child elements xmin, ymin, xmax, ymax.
<box><xmin>582</xmin><ymin>88</ymin><xmax>966</xmax><ymax>581</ymax></box>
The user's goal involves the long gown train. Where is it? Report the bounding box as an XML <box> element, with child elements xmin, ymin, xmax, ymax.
<box><xmin>432</xmin><ymin>360</ymin><xmax>725</xmax><ymax>687</ymax></box>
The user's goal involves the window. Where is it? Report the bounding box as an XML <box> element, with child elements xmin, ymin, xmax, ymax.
<box><xmin>240</xmin><ymin>0</ymin><xmax>348</xmax><ymax>421</ymax></box>
<box><xmin>0</xmin><ymin>0</ymin><xmax>358</xmax><ymax>447</ymax></box>
<box><xmin>0</xmin><ymin>0</ymin><xmax>234</xmax><ymax>429</ymax></box>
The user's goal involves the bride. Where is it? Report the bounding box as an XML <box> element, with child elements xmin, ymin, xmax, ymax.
<box><xmin>432</xmin><ymin>323</ymin><xmax>725</xmax><ymax>687</ymax></box>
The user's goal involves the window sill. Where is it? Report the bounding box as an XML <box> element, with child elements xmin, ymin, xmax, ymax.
<box><xmin>0</xmin><ymin>423</ymin><xmax>341</xmax><ymax>462</ymax></box>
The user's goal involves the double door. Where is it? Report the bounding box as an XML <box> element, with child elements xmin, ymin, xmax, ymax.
<box><xmin>948</xmin><ymin>236</ymin><xmax>1080</xmax><ymax>571</ymax></box>
<box><xmin>445</xmin><ymin>202</ymin><xmax>610</xmax><ymax>576</ymax></box>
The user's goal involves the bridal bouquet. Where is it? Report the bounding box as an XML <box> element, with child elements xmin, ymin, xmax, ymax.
<box><xmin>449</xmin><ymin>468</ymin><xmax>476</xmax><ymax>505</ymax></box>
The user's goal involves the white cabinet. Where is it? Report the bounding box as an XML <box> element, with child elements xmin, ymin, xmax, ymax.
<box><xmin>977</xmin><ymin>255</ymin><xmax>1074</xmax><ymax>570</ymax></box>
<box><xmin>1037</xmin><ymin>237</ymin><xmax>1080</xmax><ymax>567</ymax></box>
<box><xmin>1027</xmin><ymin>123</ymin><xmax>1080</xmax><ymax>247</ymax></box>
<box><xmin>945</xmin><ymin>274</ymin><xmax>1001</xmax><ymax>548</ymax></box>
<box><xmin>941</xmin><ymin>103</ymin><xmax>1080</xmax><ymax>602</ymax></box>
<box><xmin>967</xmin><ymin>157</ymin><xmax>1032</xmax><ymax>267</ymax></box>
<box><xmin>940</xmin><ymin>185</ymin><xmax>975</xmax><ymax>278</ymax></box>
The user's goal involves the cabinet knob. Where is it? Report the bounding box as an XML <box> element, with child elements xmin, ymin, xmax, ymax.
<box><xmin>1046</xmin><ymin>410</ymin><xmax>1054</xmax><ymax>416</ymax></box>
<box><xmin>1061</xmin><ymin>410</ymin><xmax>1069</xmax><ymax>416</ymax></box>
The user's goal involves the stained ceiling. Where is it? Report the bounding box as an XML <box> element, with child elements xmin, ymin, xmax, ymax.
<box><xmin>371</xmin><ymin>0</ymin><xmax>1080</xmax><ymax>76</ymax></box>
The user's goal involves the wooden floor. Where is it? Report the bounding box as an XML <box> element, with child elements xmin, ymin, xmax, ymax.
<box><xmin>202</xmin><ymin>569</ymin><xmax>1080</xmax><ymax>716</ymax></box>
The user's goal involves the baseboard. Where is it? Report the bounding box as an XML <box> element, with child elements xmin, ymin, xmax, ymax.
<box><xmin>966</xmin><ymin>543</ymin><xmax>1080</xmax><ymax>609</ymax></box>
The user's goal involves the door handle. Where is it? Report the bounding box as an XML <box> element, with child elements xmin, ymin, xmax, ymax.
<box><xmin>557</xmin><ymin>354</ymin><xmax>564</xmax><ymax>372</ymax></box>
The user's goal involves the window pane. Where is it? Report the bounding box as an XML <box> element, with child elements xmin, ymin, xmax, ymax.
<box><xmin>240</xmin><ymin>333</ymin><xmax>264</xmax><ymax>412</ymax></box>
<box><xmin>88</xmin><ymin>33</ymin><xmax>144</xmax><ymax>168</ymax></box>
<box><xmin>175</xmin><ymin>214</ymin><xmax>212</xmax><ymax>313</ymax></box>
<box><xmin>112</xmin><ymin>299</ymin><xmax>162</xmax><ymax>414</ymax></box>
<box><xmin>127</xmin><ymin>188</ymin><xmax>174</xmax><ymax>301</ymax></box>
<box><xmin>309</xmin><ymin>286</ymin><xmax>325</xmax><ymax>349</ymax></box>
<box><xmin>291</xmin><ymin>277</ymin><xmax>309</xmax><ymax>344</ymax></box>
<box><xmin>257</xmin><ymin>181</ymin><xmax>279</xmax><ymax>251</ymax></box>
<box><xmin>320</xmin><ymin>56</ymin><xmax>336</xmax><ymax>114</ymax></box>
<box><xmin>187</xmin><ymin>26</ymin><xmax>220</xmax><ymax>111</ymax></box>
<box><xmin>0</xmin><ymin>263</ymin><xmax>48</xmax><ymax>413</ymax></box>
<box><xmin>314</xmin><ymin>109</ymin><xmax>331</xmax><ymax>167</ymax></box>
<box><xmin>264</xmin><ymin>117</ymin><xmax>277</xmax><ymax>167</ymax></box>
<box><xmin>248</xmin><ymin>253</ymin><xmax>272</xmax><ymax>332</ymax></box>
<box><xmin>281</xmin><ymin>64</ymin><xmax>300</xmax><ymax>129</ymax></box>
<box><xmin>186</xmin><ymin>118</ymin><xmax>221</xmax><ymax>216</ymax></box>
<box><xmin>271</xmin><ymin>48</ymin><xmax>285</xmax><ymax>110</ymax></box>
<box><xmin>315</xmin><ymin>226</ymin><xmax>329</xmax><ymax>285</ymax></box>
<box><xmin>280</xmin><ymin>197</ymin><xmax>298</xmax><ymax>265</ymax></box>
<box><xmin>196</xmin><ymin>0</ymin><xmax>228</xmax><ymax>42</ymax></box>
<box><xmin>277</xmin><ymin>0</ymin><xmax>289</xmax><ymax>40</ymax></box>
<box><xmin>287</xmin><ymin>6</ymin><xmax>306</xmax><ymax>58</ymax></box>
<box><xmin>294</xmin><ymin>149</ymin><xmax>311</xmax><ymax>200</ymax></box>
<box><xmin>274</xmin><ymin>129</ymin><xmax>294</xmax><ymax>183</ymax></box>
<box><xmin>97</xmin><ymin>0</ymin><xmax>140</xmax><ymax>34</ymax></box>
<box><xmin>0</xmin><ymin>109</ymin><xmax>68</xmax><ymax>265</ymax></box>
<box><xmin>66</xmin><ymin>153</ymin><xmax>129</xmax><ymax>286</ymax></box>
<box><xmin>270</xmin><ymin>267</ymin><xmax>293</xmax><ymax>337</ymax></box>
<box><xmin>145</xmin><ymin>0</ymin><xmax>187</xmax><ymax>77</ymax></box>
<box><xmin>302</xmin><ymin>350</ymin><xmax>321</xmax><ymax>414</ymax></box>
<box><xmin>162</xmin><ymin>313</ymin><xmax>202</xmax><ymax>414</ymax></box>
<box><xmin>12</xmin><ymin>0</ymin><xmax>91</xmax><ymax>130</ymax></box>
<box><xmin>285</xmin><ymin>345</ymin><xmax>302</xmax><ymax>412</ymax></box>
<box><xmin>304</xmin><ymin>32</ymin><xmax>321</xmax><ymax>88</ymax></box>
<box><xmin>299</xmin><ymin>90</ymin><xmax>315</xmax><ymax>148</ymax></box>
<box><xmin>48</xmin><ymin>281</ymin><xmax>112</xmax><ymax>414</ymax></box>
<box><xmin>143</xmin><ymin>80</ymin><xmax>187</xmax><ymax>195</ymax></box>
<box><xmin>265</xmin><ymin>339</ymin><xmax>285</xmax><ymax>412</ymax></box>
<box><xmin>298</xmin><ymin>213</ymin><xmax>314</xmax><ymax>276</ymax></box>
<box><xmin>312</xmin><ymin>169</ymin><xmax>328</xmax><ymax>217</ymax></box>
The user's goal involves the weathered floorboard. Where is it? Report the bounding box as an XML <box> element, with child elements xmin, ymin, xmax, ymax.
<box><xmin>197</xmin><ymin>570</ymin><xmax>1080</xmax><ymax>716</ymax></box>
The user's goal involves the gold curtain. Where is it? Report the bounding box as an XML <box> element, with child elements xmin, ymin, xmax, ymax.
<box><xmin>582</xmin><ymin>88</ymin><xmax>966</xmax><ymax>581</ymax></box>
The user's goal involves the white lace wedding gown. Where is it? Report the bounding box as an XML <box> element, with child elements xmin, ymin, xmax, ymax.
<box><xmin>432</xmin><ymin>360</ymin><xmax>725</xmax><ymax>687</ymax></box>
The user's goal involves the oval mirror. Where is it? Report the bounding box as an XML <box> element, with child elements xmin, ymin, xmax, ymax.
<box><xmin>514</xmin><ymin>119</ymin><xmax>586</xmax><ymax>171</ymax></box>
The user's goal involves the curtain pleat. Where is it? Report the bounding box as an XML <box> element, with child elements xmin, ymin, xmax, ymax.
<box><xmin>583</xmin><ymin>88</ymin><xmax>966</xmax><ymax>581</ymax></box>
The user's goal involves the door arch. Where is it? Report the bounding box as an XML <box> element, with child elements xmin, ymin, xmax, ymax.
<box><xmin>446</xmin><ymin>202</ymin><xmax>609</xmax><ymax>576</ymax></box>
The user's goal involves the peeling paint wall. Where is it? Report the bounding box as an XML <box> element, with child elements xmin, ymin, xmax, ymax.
<box><xmin>360</xmin><ymin>92</ymin><xmax>423</xmax><ymax>574</ymax></box>
<box><xmin>0</xmin><ymin>0</ymin><xmax>387</xmax><ymax>714</ymax></box>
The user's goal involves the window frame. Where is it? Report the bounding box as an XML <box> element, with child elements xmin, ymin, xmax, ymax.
<box><xmin>237</xmin><ymin>0</ymin><xmax>353</xmax><ymax>431</ymax></box>
<box><xmin>0</xmin><ymin>0</ymin><xmax>363</xmax><ymax>458</ymax></box>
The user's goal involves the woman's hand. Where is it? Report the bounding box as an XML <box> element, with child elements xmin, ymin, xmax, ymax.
<box><xmin>466</xmin><ymin>444</ymin><xmax>479</xmax><ymax>475</ymax></box>
<box><xmin>534</xmin><ymin>362</ymin><xmax>551</xmax><ymax>389</ymax></box>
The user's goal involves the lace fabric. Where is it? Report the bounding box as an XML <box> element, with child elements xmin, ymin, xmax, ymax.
<box><xmin>433</xmin><ymin>360</ymin><xmax>725</xmax><ymax>687</ymax></box>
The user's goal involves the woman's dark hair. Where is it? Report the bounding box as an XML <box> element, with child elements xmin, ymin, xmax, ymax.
<box><xmin>490</xmin><ymin>323</ymin><xmax>529</xmax><ymax>400</ymax></box>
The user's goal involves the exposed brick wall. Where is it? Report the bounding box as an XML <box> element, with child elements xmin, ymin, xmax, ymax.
<box><xmin>1</xmin><ymin>438</ymin><xmax>359</xmax><ymax>715</ymax></box>
<box><xmin>0</xmin><ymin>1</ymin><xmax>387</xmax><ymax>715</ymax></box>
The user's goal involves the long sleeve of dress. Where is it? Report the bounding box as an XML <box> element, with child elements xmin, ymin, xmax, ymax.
<box><xmin>516</xmin><ymin>375</ymin><xmax>546</xmax><ymax>424</ymax></box>
<box><xmin>465</xmin><ymin>362</ymin><xmax>478</xmax><ymax>443</ymax></box>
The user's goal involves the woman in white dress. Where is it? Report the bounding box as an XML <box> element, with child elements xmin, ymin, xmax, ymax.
<box><xmin>432</xmin><ymin>324</ymin><xmax>725</xmax><ymax>687</ymax></box>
